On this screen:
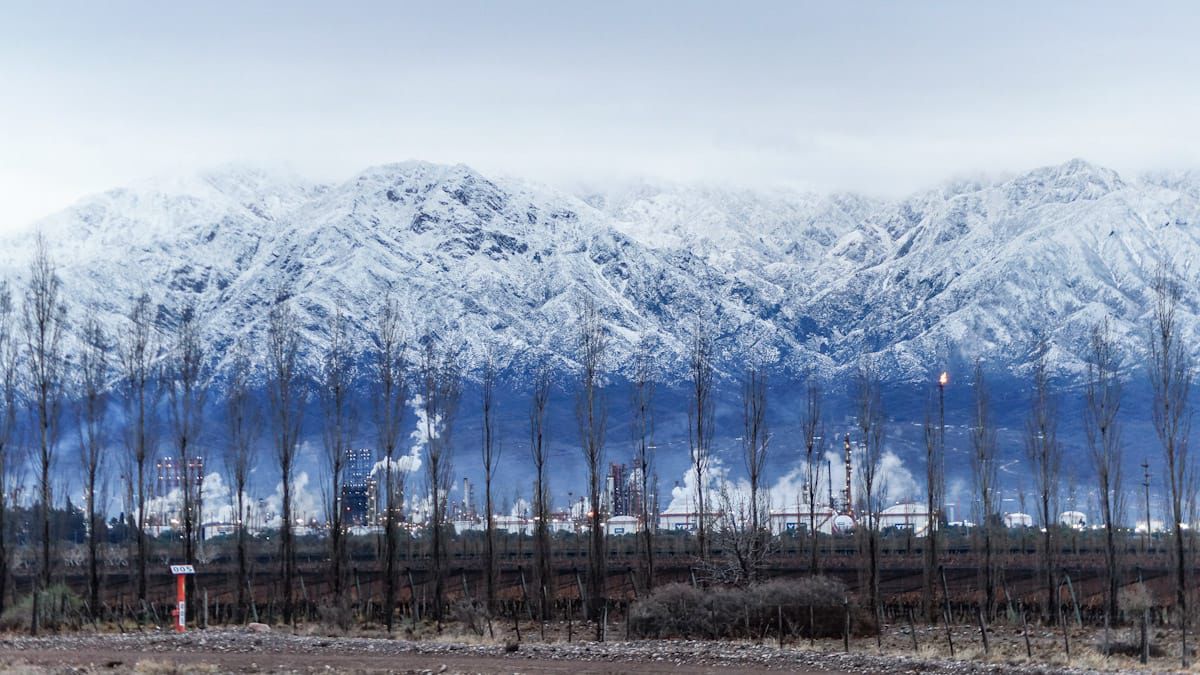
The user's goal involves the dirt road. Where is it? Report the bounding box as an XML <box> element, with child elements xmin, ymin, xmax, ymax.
<box><xmin>0</xmin><ymin>631</ymin><xmax>857</xmax><ymax>674</ymax></box>
<box><xmin>0</xmin><ymin>646</ymin><xmax>813</xmax><ymax>674</ymax></box>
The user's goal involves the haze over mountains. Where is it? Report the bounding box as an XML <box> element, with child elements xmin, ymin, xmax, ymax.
<box><xmin>1</xmin><ymin>158</ymin><xmax>1196</xmax><ymax>388</ymax></box>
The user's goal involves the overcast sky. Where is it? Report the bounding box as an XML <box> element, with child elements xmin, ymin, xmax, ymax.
<box><xmin>3</xmin><ymin>2</ymin><xmax>1200</xmax><ymax>230</ymax></box>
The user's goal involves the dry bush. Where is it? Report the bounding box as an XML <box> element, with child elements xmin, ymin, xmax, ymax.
<box><xmin>629</xmin><ymin>576</ymin><xmax>864</xmax><ymax>640</ymax></box>
<box><xmin>450</xmin><ymin>599</ymin><xmax>489</xmax><ymax>636</ymax></box>
<box><xmin>316</xmin><ymin>600</ymin><xmax>354</xmax><ymax>633</ymax></box>
<box><xmin>1118</xmin><ymin>582</ymin><xmax>1153</xmax><ymax>616</ymax></box>
<box><xmin>747</xmin><ymin>576</ymin><xmax>862</xmax><ymax>638</ymax></box>
<box><xmin>0</xmin><ymin>584</ymin><xmax>85</xmax><ymax>631</ymax></box>
<box><xmin>628</xmin><ymin>583</ymin><xmax>708</xmax><ymax>638</ymax></box>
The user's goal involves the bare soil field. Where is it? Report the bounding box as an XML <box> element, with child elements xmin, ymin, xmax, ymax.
<box><xmin>0</xmin><ymin>623</ymin><xmax>1177</xmax><ymax>675</ymax></box>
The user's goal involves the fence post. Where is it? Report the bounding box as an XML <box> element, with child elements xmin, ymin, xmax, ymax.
<box><xmin>1057</xmin><ymin>581</ymin><xmax>1070</xmax><ymax>663</ymax></box>
<box><xmin>1062</xmin><ymin>573</ymin><xmax>1081</xmax><ymax>627</ymax></box>
<box><xmin>1019</xmin><ymin>604</ymin><xmax>1032</xmax><ymax>658</ymax></box>
<box><xmin>843</xmin><ymin>598</ymin><xmax>850</xmax><ymax>653</ymax></box>
<box><xmin>777</xmin><ymin>605</ymin><xmax>784</xmax><ymax>649</ymax></box>
<box><xmin>976</xmin><ymin>607</ymin><xmax>989</xmax><ymax>657</ymax></box>
<box><xmin>940</xmin><ymin>566</ymin><xmax>954</xmax><ymax>658</ymax></box>
<box><xmin>575</xmin><ymin>568</ymin><xmax>587</xmax><ymax>620</ymax></box>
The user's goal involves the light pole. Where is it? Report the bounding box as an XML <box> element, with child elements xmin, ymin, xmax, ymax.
<box><xmin>938</xmin><ymin>371</ymin><xmax>948</xmax><ymax>494</ymax></box>
<box><xmin>935</xmin><ymin>371</ymin><xmax>948</xmax><ymax>527</ymax></box>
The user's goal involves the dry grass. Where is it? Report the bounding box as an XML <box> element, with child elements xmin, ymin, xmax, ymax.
<box><xmin>823</xmin><ymin>620</ymin><xmax>1186</xmax><ymax>673</ymax></box>
<box><xmin>130</xmin><ymin>659</ymin><xmax>221</xmax><ymax>674</ymax></box>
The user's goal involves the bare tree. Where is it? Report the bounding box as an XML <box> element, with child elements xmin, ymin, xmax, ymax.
<box><xmin>575</xmin><ymin>299</ymin><xmax>608</xmax><ymax>632</ymax></box>
<box><xmin>741</xmin><ymin>368</ymin><xmax>769</xmax><ymax>581</ymax></box>
<box><xmin>265</xmin><ymin>296</ymin><xmax>304</xmax><ymax>625</ymax></box>
<box><xmin>164</xmin><ymin>307</ymin><xmax>208</xmax><ymax>616</ymax></box>
<box><xmin>709</xmin><ymin>477</ymin><xmax>776</xmax><ymax>585</ymax></box>
<box><xmin>0</xmin><ymin>284</ymin><xmax>17</xmax><ymax>614</ymax></box>
<box><xmin>1085</xmin><ymin>318</ymin><xmax>1123</xmax><ymax>629</ymax></box>
<box><xmin>631</xmin><ymin>344</ymin><xmax>655</xmax><ymax>592</ymax></box>
<box><xmin>1149</xmin><ymin>267</ymin><xmax>1193</xmax><ymax>666</ymax></box>
<box><xmin>801</xmin><ymin>381</ymin><xmax>824</xmax><ymax>575</ymax></box>
<box><xmin>480</xmin><ymin>346</ymin><xmax>500</xmax><ymax>615</ymax></box>
<box><xmin>372</xmin><ymin>296</ymin><xmax>407</xmax><ymax>633</ymax></box>
<box><xmin>530</xmin><ymin>363</ymin><xmax>553</xmax><ymax>618</ymax></box>
<box><xmin>420</xmin><ymin>337</ymin><xmax>461</xmax><ymax>630</ymax></box>
<box><xmin>1024</xmin><ymin>342</ymin><xmax>1061</xmax><ymax>624</ymax></box>
<box><xmin>855</xmin><ymin>365</ymin><xmax>885</xmax><ymax>622</ymax></box>
<box><xmin>119</xmin><ymin>292</ymin><xmax>159</xmax><ymax>614</ymax></box>
<box><xmin>320</xmin><ymin>308</ymin><xmax>352</xmax><ymax>621</ymax></box>
<box><xmin>969</xmin><ymin>361</ymin><xmax>998</xmax><ymax>619</ymax></box>
<box><xmin>687</xmin><ymin>323</ymin><xmax>715</xmax><ymax>564</ymax></box>
<box><xmin>75</xmin><ymin>315</ymin><xmax>109</xmax><ymax>618</ymax></box>
<box><xmin>923</xmin><ymin>372</ymin><xmax>947</xmax><ymax>624</ymax></box>
<box><xmin>224</xmin><ymin>337</ymin><xmax>258</xmax><ymax>623</ymax></box>
<box><xmin>22</xmin><ymin>235</ymin><xmax>67</xmax><ymax>589</ymax></box>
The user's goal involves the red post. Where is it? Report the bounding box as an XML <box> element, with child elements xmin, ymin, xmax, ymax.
<box><xmin>175</xmin><ymin>573</ymin><xmax>186</xmax><ymax>632</ymax></box>
<box><xmin>169</xmin><ymin>564</ymin><xmax>194</xmax><ymax>633</ymax></box>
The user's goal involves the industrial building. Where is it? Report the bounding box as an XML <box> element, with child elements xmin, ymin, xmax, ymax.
<box><xmin>342</xmin><ymin>447</ymin><xmax>377</xmax><ymax>526</ymax></box>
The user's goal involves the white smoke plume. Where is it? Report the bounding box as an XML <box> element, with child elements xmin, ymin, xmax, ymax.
<box><xmin>665</xmin><ymin>444</ymin><xmax>920</xmax><ymax>516</ymax></box>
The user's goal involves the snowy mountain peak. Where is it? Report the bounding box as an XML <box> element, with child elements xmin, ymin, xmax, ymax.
<box><xmin>2</xmin><ymin>159</ymin><xmax>1197</xmax><ymax>385</ymax></box>
<box><xmin>1003</xmin><ymin>158</ymin><xmax>1125</xmax><ymax>206</ymax></box>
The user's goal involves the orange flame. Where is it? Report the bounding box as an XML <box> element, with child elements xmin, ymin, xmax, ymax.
<box><xmin>939</xmin><ymin>371</ymin><xmax>949</xmax><ymax>386</ymax></box>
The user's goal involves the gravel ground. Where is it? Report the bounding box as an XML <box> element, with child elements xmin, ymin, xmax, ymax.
<box><xmin>0</xmin><ymin>627</ymin><xmax>1175</xmax><ymax>674</ymax></box>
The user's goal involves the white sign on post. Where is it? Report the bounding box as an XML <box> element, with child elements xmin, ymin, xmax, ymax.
<box><xmin>170</xmin><ymin>564</ymin><xmax>196</xmax><ymax>575</ymax></box>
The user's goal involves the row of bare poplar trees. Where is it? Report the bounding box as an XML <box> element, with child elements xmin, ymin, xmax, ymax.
<box><xmin>0</xmin><ymin>238</ymin><xmax>641</xmax><ymax>638</ymax></box>
<box><xmin>0</xmin><ymin>237</ymin><xmax>1196</xmax><ymax>656</ymax></box>
<box><xmin>675</xmin><ymin>265</ymin><xmax>1196</xmax><ymax>669</ymax></box>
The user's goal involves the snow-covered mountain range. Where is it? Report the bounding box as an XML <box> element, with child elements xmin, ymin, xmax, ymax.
<box><xmin>1</xmin><ymin>158</ymin><xmax>1197</xmax><ymax>386</ymax></box>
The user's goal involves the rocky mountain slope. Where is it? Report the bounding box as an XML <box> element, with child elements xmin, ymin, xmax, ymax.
<box><xmin>1</xmin><ymin>158</ymin><xmax>1196</xmax><ymax>386</ymax></box>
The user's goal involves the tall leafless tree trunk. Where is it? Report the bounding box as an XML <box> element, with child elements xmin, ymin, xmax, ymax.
<box><xmin>969</xmin><ymin>360</ymin><xmax>998</xmax><ymax>619</ymax></box>
<box><xmin>224</xmin><ymin>337</ymin><xmax>258</xmax><ymax>623</ymax></box>
<box><xmin>119</xmin><ymin>292</ymin><xmax>158</xmax><ymax>616</ymax></box>
<box><xmin>1024</xmin><ymin>342</ymin><xmax>1061</xmax><ymax>624</ymax></box>
<box><xmin>320</xmin><ymin>308</ymin><xmax>352</xmax><ymax>622</ymax></box>
<box><xmin>372</xmin><ymin>296</ymin><xmax>407</xmax><ymax>633</ymax></box>
<box><xmin>1150</xmin><ymin>267</ymin><xmax>1193</xmax><ymax>666</ymax></box>
<box><xmin>22</xmin><ymin>235</ymin><xmax>66</xmax><ymax>590</ymax></box>
<box><xmin>480</xmin><ymin>346</ymin><xmax>500</xmax><ymax>615</ymax></box>
<box><xmin>969</xmin><ymin>361</ymin><xmax>998</xmax><ymax>619</ymax></box>
<box><xmin>741</xmin><ymin>369</ymin><xmax>768</xmax><ymax>582</ymax></box>
<box><xmin>802</xmin><ymin>381</ymin><xmax>824</xmax><ymax>575</ymax></box>
<box><xmin>0</xmin><ymin>284</ymin><xmax>16</xmax><ymax>614</ymax></box>
<box><xmin>575</xmin><ymin>299</ymin><xmax>608</xmax><ymax>633</ymax></box>
<box><xmin>420</xmin><ymin>337</ymin><xmax>461</xmax><ymax>631</ymax></box>
<box><xmin>631</xmin><ymin>345</ymin><xmax>655</xmax><ymax>592</ymax></box>
<box><xmin>164</xmin><ymin>307</ymin><xmax>208</xmax><ymax>616</ymax></box>
<box><xmin>923</xmin><ymin>371</ymin><xmax>947</xmax><ymax>624</ymax></box>
<box><xmin>266</xmin><ymin>296</ymin><xmax>304</xmax><ymax>625</ymax></box>
<box><xmin>76</xmin><ymin>314</ymin><xmax>109</xmax><ymax>619</ymax></box>
<box><xmin>530</xmin><ymin>364</ymin><xmax>553</xmax><ymax>617</ymax></box>
<box><xmin>855</xmin><ymin>365</ymin><xmax>885</xmax><ymax>622</ymax></box>
<box><xmin>687</xmin><ymin>324</ymin><xmax>715</xmax><ymax>564</ymax></box>
<box><xmin>1085</xmin><ymin>318</ymin><xmax>1123</xmax><ymax>629</ymax></box>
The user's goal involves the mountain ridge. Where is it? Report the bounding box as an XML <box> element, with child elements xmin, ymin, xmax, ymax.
<box><xmin>1</xmin><ymin>158</ymin><xmax>1196</xmax><ymax>387</ymax></box>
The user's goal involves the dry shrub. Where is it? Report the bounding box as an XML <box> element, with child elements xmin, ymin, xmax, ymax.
<box><xmin>0</xmin><ymin>584</ymin><xmax>84</xmax><ymax>632</ymax></box>
<box><xmin>629</xmin><ymin>576</ymin><xmax>865</xmax><ymax>640</ymax></box>
<box><xmin>316</xmin><ymin>599</ymin><xmax>354</xmax><ymax>633</ymax></box>
<box><xmin>627</xmin><ymin>583</ymin><xmax>708</xmax><ymax>638</ymax></box>
<box><xmin>748</xmin><ymin>576</ymin><xmax>863</xmax><ymax>638</ymax></box>
<box><xmin>1118</xmin><ymin>582</ymin><xmax>1153</xmax><ymax>616</ymax></box>
<box><xmin>450</xmin><ymin>599</ymin><xmax>488</xmax><ymax>636</ymax></box>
